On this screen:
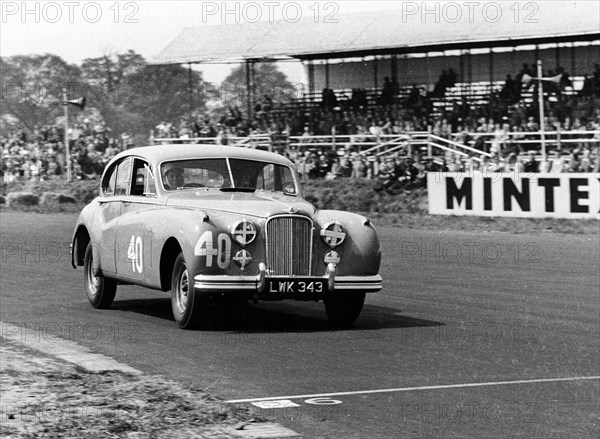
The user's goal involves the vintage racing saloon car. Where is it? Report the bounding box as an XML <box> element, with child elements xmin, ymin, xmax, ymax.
<box><xmin>71</xmin><ymin>145</ymin><xmax>382</xmax><ymax>329</ymax></box>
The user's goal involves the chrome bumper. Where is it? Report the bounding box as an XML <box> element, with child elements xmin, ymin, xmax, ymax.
<box><xmin>193</xmin><ymin>263</ymin><xmax>382</xmax><ymax>294</ymax></box>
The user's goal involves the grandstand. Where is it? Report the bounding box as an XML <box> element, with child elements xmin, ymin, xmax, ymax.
<box><xmin>149</xmin><ymin>3</ymin><xmax>599</xmax><ymax>163</ymax></box>
<box><xmin>151</xmin><ymin>3</ymin><xmax>599</xmax><ymax>112</ymax></box>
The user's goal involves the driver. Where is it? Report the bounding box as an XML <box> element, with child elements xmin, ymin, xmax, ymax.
<box><xmin>162</xmin><ymin>163</ymin><xmax>185</xmax><ymax>190</ymax></box>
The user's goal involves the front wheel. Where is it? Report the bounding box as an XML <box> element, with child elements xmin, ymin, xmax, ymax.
<box><xmin>83</xmin><ymin>243</ymin><xmax>117</xmax><ymax>308</ymax></box>
<box><xmin>324</xmin><ymin>292</ymin><xmax>366</xmax><ymax>327</ymax></box>
<box><xmin>170</xmin><ymin>253</ymin><xmax>206</xmax><ymax>329</ymax></box>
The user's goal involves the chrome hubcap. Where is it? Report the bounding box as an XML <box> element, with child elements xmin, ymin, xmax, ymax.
<box><xmin>87</xmin><ymin>258</ymin><xmax>100</xmax><ymax>296</ymax></box>
<box><xmin>175</xmin><ymin>266</ymin><xmax>189</xmax><ymax>313</ymax></box>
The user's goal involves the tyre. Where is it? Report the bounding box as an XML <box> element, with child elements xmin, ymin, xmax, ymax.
<box><xmin>83</xmin><ymin>243</ymin><xmax>117</xmax><ymax>309</ymax></box>
<box><xmin>170</xmin><ymin>253</ymin><xmax>206</xmax><ymax>329</ymax></box>
<box><xmin>324</xmin><ymin>292</ymin><xmax>366</xmax><ymax>327</ymax></box>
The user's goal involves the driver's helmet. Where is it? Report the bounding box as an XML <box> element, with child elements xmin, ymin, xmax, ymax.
<box><xmin>162</xmin><ymin>162</ymin><xmax>184</xmax><ymax>176</ymax></box>
<box><xmin>162</xmin><ymin>162</ymin><xmax>184</xmax><ymax>188</ymax></box>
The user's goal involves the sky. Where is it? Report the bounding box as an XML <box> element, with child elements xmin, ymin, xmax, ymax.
<box><xmin>1</xmin><ymin>1</ymin><xmax>598</xmax><ymax>84</ymax></box>
<box><xmin>0</xmin><ymin>1</ymin><xmax>407</xmax><ymax>83</ymax></box>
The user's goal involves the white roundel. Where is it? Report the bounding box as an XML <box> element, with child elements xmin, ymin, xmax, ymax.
<box><xmin>231</xmin><ymin>219</ymin><xmax>257</xmax><ymax>246</ymax></box>
<box><xmin>320</xmin><ymin>221</ymin><xmax>346</xmax><ymax>248</ymax></box>
<box><xmin>233</xmin><ymin>250</ymin><xmax>252</xmax><ymax>270</ymax></box>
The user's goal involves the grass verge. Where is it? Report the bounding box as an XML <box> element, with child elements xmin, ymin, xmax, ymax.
<box><xmin>1</xmin><ymin>178</ymin><xmax>597</xmax><ymax>234</ymax></box>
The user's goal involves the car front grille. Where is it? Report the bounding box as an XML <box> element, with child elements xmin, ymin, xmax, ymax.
<box><xmin>265</xmin><ymin>216</ymin><xmax>313</xmax><ymax>276</ymax></box>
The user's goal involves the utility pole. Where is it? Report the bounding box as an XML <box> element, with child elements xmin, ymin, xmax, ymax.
<box><xmin>536</xmin><ymin>59</ymin><xmax>546</xmax><ymax>161</ymax></box>
<box><xmin>62</xmin><ymin>87</ymin><xmax>72</xmax><ymax>182</ymax></box>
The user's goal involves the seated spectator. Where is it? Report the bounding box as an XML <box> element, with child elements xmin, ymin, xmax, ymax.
<box><xmin>522</xmin><ymin>152</ymin><xmax>539</xmax><ymax>173</ymax></box>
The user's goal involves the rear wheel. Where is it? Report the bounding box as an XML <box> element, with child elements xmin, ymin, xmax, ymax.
<box><xmin>171</xmin><ymin>253</ymin><xmax>206</xmax><ymax>329</ymax></box>
<box><xmin>324</xmin><ymin>292</ymin><xmax>366</xmax><ymax>327</ymax></box>
<box><xmin>83</xmin><ymin>243</ymin><xmax>117</xmax><ymax>308</ymax></box>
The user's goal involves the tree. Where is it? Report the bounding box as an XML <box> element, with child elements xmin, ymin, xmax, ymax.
<box><xmin>81</xmin><ymin>50</ymin><xmax>145</xmax><ymax>97</ymax></box>
<box><xmin>1</xmin><ymin>51</ymin><xmax>206</xmax><ymax>141</ymax></box>
<box><xmin>115</xmin><ymin>64</ymin><xmax>204</xmax><ymax>138</ymax></box>
<box><xmin>1</xmin><ymin>54</ymin><xmax>82</xmax><ymax>131</ymax></box>
<box><xmin>80</xmin><ymin>51</ymin><xmax>205</xmax><ymax>141</ymax></box>
<box><xmin>220</xmin><ymin>62</ymin><xmax>300</xmax><ymax>112</ymax></box>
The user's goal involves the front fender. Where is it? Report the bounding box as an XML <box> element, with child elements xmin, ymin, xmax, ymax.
<box><xmin>313</xmin><ymin>210</ymin><xmax>381</xmax><ymax>276</ymax></box>
<box><xmin>149</xmin><ymin>208</ymin><xmax>221</xmax><ymax>281</ymax></box>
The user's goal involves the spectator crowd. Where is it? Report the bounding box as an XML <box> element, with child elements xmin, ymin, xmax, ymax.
<box><xmin>1</xmin><ymin>118</ymin><xmax>122</xmax><ymax>182</ymax></box>
<box><xmin>3</xmin><ymin>63</ymin><xmax>600</xmax><ymax>186</ymax></box>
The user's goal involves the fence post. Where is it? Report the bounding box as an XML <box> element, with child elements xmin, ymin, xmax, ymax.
<box><xmin>427</xmin><ymin>126</ymin><xmax>432</xmax><ymax>158</ymax></box>
<box><xmin>150</xmin><ymin>130</ymin><xmax>154</xmax><ymax>145</ymax></box>
<box><xmin>331</xmin><ymin>127</ymin><xmax>336</xmax><ymax>152</ymax></box>
<box><xmin>285</xmin><ymin>132</ymin><xmax>290</xmax><ymax>153</ymax></box>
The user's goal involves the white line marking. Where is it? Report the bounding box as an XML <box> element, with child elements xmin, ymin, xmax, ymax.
<box><xmin>225</xmin><ymin>376</ymin><xmax>600</xmax><ymax>404</ymax></box>
<box><xmin>252</xmin><ymin>400</ymin><xmax>300</xmax><ymax>409</ymax></box>
<box><xmin>0</xmin><ymin>321</ymin><xmax>141</xmax><ymax>375</ymax></box>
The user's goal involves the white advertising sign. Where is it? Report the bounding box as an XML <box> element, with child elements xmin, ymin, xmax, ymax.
<box><xmin>427</xmin><ymin>172</ymin><xmax>600</xmax><ymax>219</ymax></box>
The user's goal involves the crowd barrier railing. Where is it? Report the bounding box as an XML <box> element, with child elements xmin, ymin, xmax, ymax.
<box><xmin>465</xmin><ymin>129</ymin><xmax>600</xmax><ymax>150</ymax></box>
<box><xmin>149</xmin><ymin>129</ymin><xmax>599</xmax><ymax>159</ymax></box>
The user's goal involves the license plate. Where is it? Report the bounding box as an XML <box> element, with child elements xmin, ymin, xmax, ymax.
<box><xmin>267</xmin><ymin>279</ymin><xmax>325</xmax><ymax>294</ymax></box>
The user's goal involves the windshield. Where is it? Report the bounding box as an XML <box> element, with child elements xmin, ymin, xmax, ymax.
<box><xmin>160</xmin><ymin>158</ymin><xmax>298</xmax><ymax>195</ymax></box>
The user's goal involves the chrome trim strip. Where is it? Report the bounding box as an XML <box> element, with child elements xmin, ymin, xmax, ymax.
<box><xmin>194</xmin><ymin>263</ymin><xmax>267</xmax><ymax>293</ymax></box>
<box><xmin>194</xmin><ymin>282</ymin><xmax>257</xmax><ymax>291</ymax></box>
<box><xmin>334</xmin><ymin>275</ymin><xmax>383</xmax><ymax>292</ymax></box>
<box><xmin>194</xmin><ymin>272</ymin><xmax>382</xmax><ymax>293</ymax></box>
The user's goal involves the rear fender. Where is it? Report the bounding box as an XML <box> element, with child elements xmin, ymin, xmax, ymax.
<box><xmin>70</xmin><ymin>203</ymin><xmax>100</xmax><ymax>269</ymax></box>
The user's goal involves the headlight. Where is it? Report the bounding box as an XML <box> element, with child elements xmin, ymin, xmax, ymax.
<box><xmin>230</xmin><ymin>219</ymin><xmax>257</xmax><ymax>246</ymax></box>
<box><xmin>320</xmin><ymin>221</ymin><xmax>346</xmax><ymax>248</ymax></box>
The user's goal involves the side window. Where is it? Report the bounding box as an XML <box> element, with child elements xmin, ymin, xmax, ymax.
<box><xmin>102</xmin><ymin>164</ymin><xmax>118</xmax><ymax>196</ymax></box>
<box><xmin>256</xmin><ymin>164</ymin><xmax>296</xmax><ymax>195</ymax></box>
<box><xmin>144</xmin><ymin>164</ymin><xmax>157</xmax><ymax>196</ymax></box>
<box><xmin>279</xmin><ymin>166</ymin><xmax>297</xmax><ymax>195</ymax></box>
<box><xmin>130</xmin><ymin>159</ymin><xmax>156</xmax><ymax>196</ymax></box>
<box><xmin>258</xmin><ymin>164</ymin><xmax>275</xmax><ymax>190</ymax></box>
<box><xmin>114</xmin><ymin>157</ymin><xmax>132</xmax><ymax>196</ymax></box>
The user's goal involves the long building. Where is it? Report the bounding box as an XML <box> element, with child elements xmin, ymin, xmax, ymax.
<box><xmin>152</xmin><ymin>2</ymin><xmax>599</xmax><ymax>94</ymax></box>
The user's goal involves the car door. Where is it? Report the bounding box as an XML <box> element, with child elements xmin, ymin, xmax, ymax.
<box><xmin>96</xmin><ymin>157</ymin><xmax>132</xmax><ymax>275</ymax></box>
<box><xmin>114</xmin><ymin>158</ymin><xmax>159</xmax><ymax>285</ymax></box>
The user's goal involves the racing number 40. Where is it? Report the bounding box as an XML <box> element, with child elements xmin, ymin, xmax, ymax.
<box><xmin>194</xmin><ymin>231</ymin><xmax>231</xmax><ymax>269</ymax></box>
<box><xmin>127</xmin><ymin>235</ymin><xmax>143</xmax><ymax>273</ymax></box>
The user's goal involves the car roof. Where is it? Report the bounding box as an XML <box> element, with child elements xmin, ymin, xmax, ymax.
<box><xmin>111</xmin><ymin>144</ymin><xmax>293</xmax><ymax>167</ymax></box>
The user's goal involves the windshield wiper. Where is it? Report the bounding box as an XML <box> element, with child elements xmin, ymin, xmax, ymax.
<box><xmin>220</xmin><ymin>187</ymin><xmax>256</xmax><ymax>193</ymax></box>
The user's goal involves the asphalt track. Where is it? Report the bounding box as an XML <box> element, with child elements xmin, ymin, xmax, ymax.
<box><xmin>1</xmin><ymin>211</ymin><xmax>598</xmax><ymax>438</ymax></box>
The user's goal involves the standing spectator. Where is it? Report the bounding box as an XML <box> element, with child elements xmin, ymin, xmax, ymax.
<box><xmin>215</xmin><ymin>124</ymin><xmax>229</xmax><ymax>145</ymax></box>
<box><xmin>523</xmin><ymin>152</ymin><xmax>539</xmax><ymax>173</ymax></box>
<box><xmin>351</xmin><ymin>154</ymin><xmax>366</xmax><ymax>179</ymax></box>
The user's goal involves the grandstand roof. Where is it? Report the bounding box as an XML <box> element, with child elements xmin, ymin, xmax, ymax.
<box><xmin>151</xmin><ymin>3</ymin><xmax>600</xmax><ymax>65</ymax></box>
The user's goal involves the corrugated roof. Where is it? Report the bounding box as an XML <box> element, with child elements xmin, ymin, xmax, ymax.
<box><xmin>151</xmin><ymin>3</ymin><xmax>600</xmax><ymax>65</ymax></box>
